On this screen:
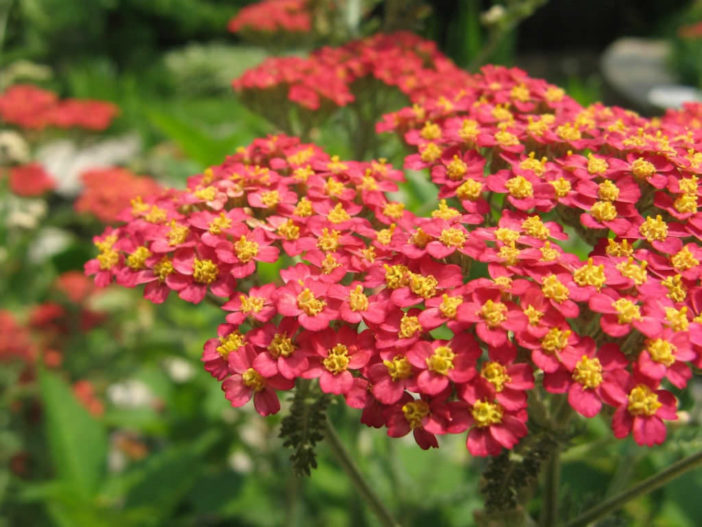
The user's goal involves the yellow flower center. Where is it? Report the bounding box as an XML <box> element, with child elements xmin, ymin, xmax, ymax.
<box><xmin>674</xmin><ymin>193</ymin><xmax>697</xmax><ymax>214</ymax></box>
<box><xmin>597</xmin><ymin>180</ymin><xmax>620</xmax><ymax>201</ymax></box>
<box><xmin>153</xmin><ymin>257</ymin><xmax>174</xmax><ymax>281</ymax></box>
<box><xmin>495</xmin><ymin>228</ymin><xmax>520</xmax><ymax>244</ymax></box>
<box><xmin>456</xmin><ymin>179</ymin><xmax>483</xmax><ymax>200</ymax></box>
<box><xmin>587</xmin><ymin>154</ymin><xmax>608</xmax><ymax>175</ymax></box>
<box><xmin>572</xmin><ymin>355</ymin><xmax>603</xmax><ymax>389</ymax></box>
<box><xmin>495</xmin><ymin>130</ymin><xmax>520</xmax><ymax>147</ymax></box>
<box><xmin>511</xmin><ymin>83</ymin><xmax>530</xmax><ymax>101</ymax></box>
<box><xmin>294</xmin><ymin>197</ymin><xmax>313</xmax><ymax>217</ymax></box>
<box><xmin>209</xmin><ymin>212</ymin><xmax>231</xmax><ymax>234</ymax></box>
<box><xmin>194</xmin><ymin>186</ymin><xmax>217</xmax><ymax>201</ymax></box>
<box><xmin>240</xmin><ymin>294</ymin><xmax>265</xmax><ymax>314</ymax></box>
<box><xmin>556</xmin><ymin>123</ymin><xmax>582</xmax><ymax>141</ymax></box>
<box><xmin>399</xmin><ymin>314</ymin><xmax>422</xmax><ymax>339</ymax></box>
<box><xmin>277</xmin><ymin>219</ymin><xmax>300</xmax><ymax>240</ymax></box>
<box><xmin>317</xmin><ymin>228</ymin><xmax>340</xmax><ymax>252</ymax></box>
<box><xmin>459</xmin><ymin>119</ymin><xmax>480</xmax><ymax>142</ymax></box>
<box><xmin>383</xmin><ymin>202</ymin><xmax>405</xmax><ymax>219</ymax></box>
<box><xmin>550</xmin><ymin>177</ymin><xmax>571</xmax><ymax>198</ymax></box>
<box><xmin>606</xmin><ymin>239</ymin><xmax>633</xmax><ymax>257</ymax></box>
<box><xmin>480</xmin><ymin>300</ymin><xmax>507</xmax><ymax>328</ymax></box>
<box><xmin>439</xmin><ymin>228</ymin><xmax>466</xmax><ymax>248</ymax></box>
<box><xmin>242</xmin><ymin>368</ymin><xmax>265</xmax><ymax>392</ymax></box>
<box><xmin>376</xmin><ymin>224</ymin><xmax>396</xmax><ymax>246</ymax></box>
<box><xmin>384</xmin><ymin>356</ymin><xmax>413</xmax><ymax>381</ymax></box>
<box><xmin>420</xmin><ymin>143</ymin><xmax>442</xmax><ymax>163</ymax></box>
<box><xmin>499</xmin><ymin>243</ymin><xmax>521</xmax><ymax>265</ymax></box>
<box><xmin>613</xmin><ymin>298</ymin><xmax>641</xmax><ymax>324</ymax></box>
<box><xmin>167</xmin><ymin>221</ymin><xmax>189</xmax><ymax>245</ymax></box>
<box><xmin>521</xmin><ymin>216</ymin><xmax>550</xmax><ymax>240</ymax></box>
<box><xmin>321</xmin><ymin>254</ymin><xmax>341</xmax><ymax>275</ymax></box>
<box><xmin>523</xmin><ymin>304</ymin><xmax>544</xmax><ymax>325</ymax></box>
<box><xmin>671</xmin><ymin>246</ymin><xmax>699</xmax><ymax>272</ymax></box>
<box><xmin>426</xmin><ymin>345</ymin><xmax>455</xmax><ymax>376</ymax></box>
<box><xmin>193</xmin><ymin>258</ymin><xmax>219</xmax><ymax>284</ymax></box>
<box><xmin>542</xmin><ymin>274</ymin><xmax>569</xmax><ymax>303</ymax></box>
<box><xmin>665</xmin><ymin>306</ymin><xmax>689</xmax><ymax>331</ymax></box>
<box><xmin>234</xmin><ymin>236</ymin><xmax>259</xmax><ymax>263</ymax></box>
<box><xmin>98</xmin><ymin>248</ymin><xmax>119</xmax><ymax>270</ymax></box>
<box><xmin>324</xmin><ymin>178</ymin><xmax>345</xmax><ymax>197</ymax></box>
<box><xmin>126</xmin><ymin>246</ymin><xmax>151</xmax><ymax>270</ymax></box>
<box><xmin>505</xmin><ymin>175</ymin><xmax>534</xmax><ymax>198</ymax></box>
<box><xmin>545</xmin><ymin>87</ymin><xmax>564</xmax><ymax>102</ymax></box>
<box><xmin>403</xmin><ymin>400</ymin><xmax>430</xmax><ymax>429</ymax></box>
<box><xmin>573</xmin><ymin>258</ymin><xmax>606</xmax><ymax>290</ymax></box>
<box><xmin>481</xmin><ymin>362</ymin><xmax>511</xmax><ymax>392</ymax></box>
<box><xmin>446</xmin><ymin>155</ymin><xmax>467</xmax><ymax>180</ymax></box>
<box><xmin>217</xmin><ymin>332</ymin><xmax>245</xmax><ymax>358</ymax></box>
<box><xmin>268</xmin><ymin>333</ymin><xmax>295</xmax><ymax>358</ymax></box>
<box><xmin>616</xmin><ymin>257</ymin><xmax>648</xmax><ymax>286</ymax></box>
<box><xmin>590</xmin><ymin>201</ymin><xmax>617</xmax><ymax>222</ymax></box>
<box><xmin>409</xmin><ymin>273</ymin><xmax>438</xmax><ymax>299</ymax></box>
<box><xmin>349</xmin><ymin>285</ymin><xmax>369</xmax><ymax>311</ymax></box>
<box><xmin>540</xmin><ymin>242</ymin><xmax>559</xmax><ymax>262</ymax></box>
<box><xmin>639</xmin><ymin>215</ymin><xmax>668</xmax><ymax>243</ymax></box>
<box><xmin>679</xmin><ymin>175</ymin><xmax>698</xmax><ymax>194</ymax></box>
<box><xmin>472</xmin><ymin>400</ymin><xmax>504</xmax><ymax>427</ymax></box>
<box><xmin>631</xmin><ymin>158</ymin><xmax>655</xmax><ymax>180</ymax></box>
<box><xmin>541</xmin><ymin>327</ymin><xmax>571</xmax><ymax>354</ymax></box>
<box><xmin>327</xmin><ymin>203</ymin><xmax>351</xmax><ymax>224</ymax></box>
<box><xmin>431</xmin><ymin>199</ymin><xmax>460</xmax><ymax>220</ymax></box>
<box><xmin>410</xmin><ymin>228</ymin><xmax>431</xmax><ymax>248</ymax></box>
<box><xmin>662</xmin><ymin>274</ymin><xmax>687</xmax><ymax>303</ymax></box>
<box><xmin>297</xmin><ymin>288</ymin><xmax>326</xmax><ymax>316</ymax></box>
<box><xmin>439</xmin><ymin>294</ymin><xmax>463</xmax><ymax>319</ymax></box>
<box><xmin>627</xmin><ymin>385</ymin><xmax>662</xmax><ymax>416</ymax></box>
<box><xmin>323</xmin><ymin>344</ymin><xmax>350</xmax><ymax>375</ymax></box>
<box><xmin>384</xmin><ymin>264</ymin><xmax>409</xmax><ymax>289</ymax></box>
<box><xmin>420</xmin><ymin>122</ymin><xmax>442</xmax><ymax>140</ymax></box>
<box><xmin>646</xmin><ymin>339</ymin><xmax>675</xmax><ymax>367</ymax></box>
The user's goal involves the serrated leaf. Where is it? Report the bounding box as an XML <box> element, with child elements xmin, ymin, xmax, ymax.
<box><xmin>39</xmin><ymin>369</ymin><xmax>108</xmax><ymax>499</ymax></box>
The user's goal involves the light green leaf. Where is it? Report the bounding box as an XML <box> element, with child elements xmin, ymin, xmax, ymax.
<box><xmin>39</xmin><ymin>369</ymin><xmax>108</xmax><ymax>499</ymax></box>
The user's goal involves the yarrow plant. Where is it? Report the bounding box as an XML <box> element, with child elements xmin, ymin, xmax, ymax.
<box><xmin>85</xmin><ymin>30</ymin><xmax>702</xmax><ymax>526</ymax></box>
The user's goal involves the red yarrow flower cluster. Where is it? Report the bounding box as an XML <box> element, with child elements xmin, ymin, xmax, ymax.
<box><xmin>0</xmin><ymin>84</ymin><xmax>118</xmax><ymax>131</ymax></box>
<box><xmin>228</xmin><ymin>0</ymin><xmax>311</xmax><ymax>35</ymax></box>
<box><xmin>233</xmin><ymin>32</ymin><xmax>474</xmax><ymax>111</ymax></box>
<box><xmin>74</xmin><ymin>167</ymin><xmax>162</xmax><ymax>223</ymax></box>
<box><xmin>87</xmin><ymin>60</ymin><xmax>702</xmax><ymax>455</ymax></box>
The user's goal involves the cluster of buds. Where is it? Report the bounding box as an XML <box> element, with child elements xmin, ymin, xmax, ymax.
<box><xmin>233</xmin><ymin>32</ymin><xmax>473</xmax><ymax>111</ymax></box>
<box><xmin>228</xmin><ymin>0</ymin><xmax>312</xmax><ymax>35</ymax></box>
<box><xmin>87</xmin><ymin>56</ymin><xmax>702</xmax><ymax>455</ymax></box>
<box><xmin>0</xmin><ymin>84</ymin><xmax>118</xmax><ymax>131</ymax></box>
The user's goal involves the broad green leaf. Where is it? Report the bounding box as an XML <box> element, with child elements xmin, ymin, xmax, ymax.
<box><xmin>39</xmin><ymin>369</ymin><xmax>108</xmax><ymax>499</ymax></box>
<box><xmin>122</xmin><ymin>430</ymin><xmax>220</xmax><ymax>524</ymax></box>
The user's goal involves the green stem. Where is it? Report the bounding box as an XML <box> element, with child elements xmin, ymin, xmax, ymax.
<box><xmin>540</xmin><ymin>448</ymin><xmax>560</xmax><ymax>527</ymax></box>
<box><xmin>323</xmin><ymin>417</ymin><xmax>400</xmax><ymax>527</ymax></box>
<box><xmin>562</xmin><ymin>449</ymin><xmax>702</xmax><ymax>527</ymax></box>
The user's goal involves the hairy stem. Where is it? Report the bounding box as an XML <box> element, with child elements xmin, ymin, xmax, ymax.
<box><xmin>563</xmin><ymin>449</ymin><xmax>702</xmax><ymax>527</ymax></box>
<box><xmin>539</xmin><ymin>448</ymin><xmax>560</xmax><ymax>527</ymax></box>
<box><xmin>323</xmin><ymin>417</ymin><xmax>400</xmax><ymax>527</ymax></box>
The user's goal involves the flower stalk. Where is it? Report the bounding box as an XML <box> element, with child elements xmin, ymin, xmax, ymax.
<box><xmin>563</xmin><ymin>449</ymin><xmax>702</xmax><ymax>527</ymax></box>
<box><xmin>323</xmin><ymin>416</ymin><xmax>400</xmax><ymax>527</ymax></box>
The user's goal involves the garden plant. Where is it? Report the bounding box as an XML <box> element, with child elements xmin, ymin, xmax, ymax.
<box><xmin>1</xmin><ymin>1</ymin><xmax>701</xmax><ymax>526</ymax></box>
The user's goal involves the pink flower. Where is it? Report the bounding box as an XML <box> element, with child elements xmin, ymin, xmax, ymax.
<box><xmin>302</xmin><ymin>327</ymin><xmax>373</xmax><ymax>395</ymax></box>
<box><xmin>611</xmin><ymin>380</ymin><xmax>677</xmax><ymax>446</ymax></box>
<box><xmin>222</xmin><ymin>346</ymin><xmax>294</xmax><ymax>416</ymax></box>
<box><xmin>407</xmin><ymin>334</ymin><xmax>479</xmax><ymax>395</ymax></box>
